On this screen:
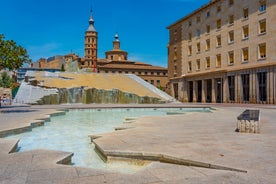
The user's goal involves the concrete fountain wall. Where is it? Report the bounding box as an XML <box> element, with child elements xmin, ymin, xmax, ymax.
<box><xmin>36</xmin><ymin>87</ymin><xmax>160</xmax><ymax>105</ymax></box>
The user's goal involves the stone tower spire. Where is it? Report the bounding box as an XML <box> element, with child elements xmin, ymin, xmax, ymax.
<box><xmin>113</xmin><ymin>33</ymin><xmax>120</xmax><ymax>50</ymax></box>
<box><xmin>84</xmin><ymin>7</ymin><xmax>98</xmax><ymax>72</ymax></box>
<box><xmin>105</xmin><ymin>33</ymin><xmax>128</xmax><ymax>61</ymax></box>
<box><xmin>87</xmin><ymin>8</ymin><xmax>96</xmax><ymax>32</ymax></box>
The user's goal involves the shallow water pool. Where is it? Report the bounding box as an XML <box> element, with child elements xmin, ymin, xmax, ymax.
<box><xmin>7</xmin><ymin>107</ymin><xmax>210</xmax><ymax>173</ymax></box>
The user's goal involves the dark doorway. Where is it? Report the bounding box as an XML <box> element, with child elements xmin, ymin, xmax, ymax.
<box><xmin>228</xmin><ymin>76</ymin><xmax>235</xmax><ymax>102</ymax></box>
<box><xmin>216</xmin><ymin>78</ymin><xmax>223</xmax><ymax>103</ymax></box>
<box><xmin>173</xmin><ymin>83</ymin><xmax>179</xmax><ymax>100</ymax></box>
<box><xmin>188</xmin><ymin>81</ymin><xmax>193</xmax><ymax>102</ymax></box>
<box><xmin>241</xmin><ymin>74</ymin><xmax>250</xmax><ymax>102</ymax></box>
<box><xmin>257</xmin><ymin>72</ymin><xmax>267</xmax><ymax>102</ymax></box>
<box><xmin>206</xmin><ymin>79</ymin><xmax>212</xmax><ymax>103</ymax></box>
<box><xmin>197</xmin><ymin>80</ymin><xmax>202</xmax><ymax>102</ymax></box>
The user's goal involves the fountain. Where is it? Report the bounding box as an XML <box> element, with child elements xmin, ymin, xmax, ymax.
<box><xmin>14</xmin><ymin>71</ymin><xmax>175</xmax><ymax>105</ymax></box>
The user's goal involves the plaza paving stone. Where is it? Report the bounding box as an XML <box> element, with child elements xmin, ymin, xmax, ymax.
<box><xmin>0</xmin><ymin>104</ymin><xmax>275</xmax><ymax>183</ymax></box>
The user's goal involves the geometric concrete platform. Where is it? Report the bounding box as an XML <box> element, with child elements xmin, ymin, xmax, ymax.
<box><xmin>0</xmin><ymin>104</ymin><xmax>275</xmax><ymax>183</ymax></box>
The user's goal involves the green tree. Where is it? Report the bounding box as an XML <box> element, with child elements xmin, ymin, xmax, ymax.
<box><xmin>0</xmin><ymin>71</ymin><xmax>13</xmax><ymax>88</ymax></box>
<box><xmin>0</xmin><ymin>34</ymin><xmax>31</xmax><ymax>71</ymax></box>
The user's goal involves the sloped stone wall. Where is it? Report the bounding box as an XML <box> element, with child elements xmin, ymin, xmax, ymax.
<box><xmin>36</xmin><ymin>87</ymin><xmax>161</xmax><ymax>104</ymax></box>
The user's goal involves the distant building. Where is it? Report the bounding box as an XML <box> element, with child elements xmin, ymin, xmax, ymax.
<box><xmin>29</xmin><ymin>9</ymin><xmax>168</xmax><ymax>90</ymax></box>
<box><xmin>17</xmin><ymin>68</ymin><xmax>61</xmax><ymax>83</ymax></box>
<box><xmin>167</xmin><ymin>0</ymin><xmax>276</xmax><ymax>104</ymax></box>
<box><xmin>96</xmin><ymin>33</ymin><xmax>168</xmax><ymax>89</ymax></box>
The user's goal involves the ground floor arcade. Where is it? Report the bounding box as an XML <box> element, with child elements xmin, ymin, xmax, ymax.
<box><xmin>170</xmin><ymin>66</ymin><xmax>276</xmax><ymax>104</ymax></box>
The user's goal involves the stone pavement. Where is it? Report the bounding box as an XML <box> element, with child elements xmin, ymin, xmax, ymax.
<box><xmin>0</xmin><ymin>104</ymin><xmax>275</xmax><ymax>183</ymax></box>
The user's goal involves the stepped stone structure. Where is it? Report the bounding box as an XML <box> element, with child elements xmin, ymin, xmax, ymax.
<box><xmin>14</xmin><ymin>71</ymin><xmax>175</xmax><ymax>105</ymax></box>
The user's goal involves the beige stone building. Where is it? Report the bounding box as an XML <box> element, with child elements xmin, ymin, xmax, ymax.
<box><xmin>167</xmin><ymin>0</ymin><xmax>276</xmax><ymax>104</ymax></box>
<box><xmin>96</xmin><ymin>33</ymin><xmax>168</xmax><ymax>90</ymax></box>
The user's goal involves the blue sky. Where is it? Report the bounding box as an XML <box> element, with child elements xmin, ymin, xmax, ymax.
<box><xmin>0</xmin><ymin>0</ymin><xmax>209</xmax><ymax>67</ymax></box>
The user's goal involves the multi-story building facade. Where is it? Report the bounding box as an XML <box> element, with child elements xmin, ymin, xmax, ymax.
<box><xmin>167</xmin><ymin>0</ymin><xmax>276</xmax><ymax>104</ymax></box>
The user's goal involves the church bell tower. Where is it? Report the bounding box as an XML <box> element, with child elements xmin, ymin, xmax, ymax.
<box><xmin>84</xmin><ymin>8</ymin><xmax>98</xmax><ymax>72</ymax></box>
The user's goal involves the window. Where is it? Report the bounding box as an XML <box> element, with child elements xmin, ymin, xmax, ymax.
<box><xmin>157</xmin><ymin>72</ymin><xmax>160</xmax><ymax>75</ymax></box>
<box><xmin>197</xmin><ymin>42</ymin><xmax>201</xmax><ymax>53</ymax></box>
<box><xmin>196</xmin><ymin>16</ymin><xmax>201</xmax><ymax>23</ymax></box>
<box><xmin>228</xmin><ymin>51</ymin><xmax>234</xmax><ymax>65</ymax></box>
<box><xmin>188</xmin><ymin>45</ymin><xmax>192</xmax><ymax>55</ymax></box>
<box><xmin>189</xmin><ymin>21</ymin><xmax>192</xmax><ymax>26</ymax></box>
<box><xmin>229</xmin><ymin>15</ymin><xmax>234</xmax><ymax>24</ymax></box>
<box><xmin>145</xmin><ymin>72</ymin><xmax>148</xmax><ymax>75</ymax></box>
<box><xmin>242</xmin><ymin>47</ymin><xmax>249</xmax><ymax>62</ymax></box>
<box><xmin>125</xmin><ymin>71</ymin><xmax>129</xmax><ymax>74</ymax></box>
<box><xmin>163</xmin><ymin>72</ymin><xmax>166</xmax><ymax>76</ymax></box>
<box><xmin>259</xmin><ymin>0</ymin><xmax>266</xmax><ymax>12</ymax></box>
<box><xmin>188</xmin><ymin>33</ymin><xmax>192</xmax><ymax>41</ymax></box>
<box><xmin>228</xmin><ymin>31</ymin><xmax>234</xmax><ymax>43</ymax></box>
<box><xmin>188</xmin><ymin>61</ymin><xmax>192</xmax><ymax>72</ymax></box>
<box><xmin>217</xmin><ymin>5</ymin><xmax>221</xmax><ymax>12</ymax></box>
<box><xmin>151</xmin><ymin>72</ymin><xmax>154</xmax><ymax>75</ymax></box>
<box><xmin>105</xmin><ymin>70</ymin><xmax>108</xmax><ymax>73</ymax></box>
<box><xmin>206</xmin><ymin>39</ymin><xmax>210</xmax><ymax>51</ymax></box>
<box><xmin>196</xmin><ymin>59</ymin><xmax>200</xmax><ymax>70</ymax></box>
<box><xmin>197</xmin><ymin>29</ymin><xmax>200</xmax><ymax>37</ymax></box>
<box><xmin>258</xmin><ymin>43</ymin><xmax>266</xmax><ymax>59</ymax></box>
<box><xmin>138</xmin><ymin>71</ymin><xmax>142</xmax><ymax>75</ymax></box>
<box><xmin>157</xmin><ymin>80</ymin><xmax>160</xmax><ymax>87</ymax></box>
<box><xmin>206</xmin><ymin>11</ymin><xmax>210</xmax><ymax>18</ymax></box>
<box><xmin>206</xmin><ymin>25</ymin><xmax>210</xmax><ymax>34</ymax></box>
<box><xmin>217</xmin><ymin>19</ymin><xmax>221</xmax><ymax>29</ymax></box>
<box><xmin>206</xmin><ymin>57</ymin><xmax>210</xmax><ymax>69</ymax></box>
<box><xmin>243</xmin><ymin>8</ymin><xmax>249</xmax><ymax>19</ymax></box>
<box><xmin>216</xmin><ymin>54</ymin><xmax>221</xmax><ymax>67</ymax></box>
<box><xmin>242</xmin><ymin>25</ymin><xmax>249</xmax><ymax>39</ymax></box>
<box><xmin>150</xmin><ymin>80</ymin><xmax>154</xmax><ymax>85</ymax></box>
<box><xmin>229</xmin><ymin>0</ymin><xmax>234</xmax><ymax>5</ymax></box>
<box><xmin>259</xmin><ymin>19</ymin><xmax>266</xmax><ymax>34</ymax></box>
<box><xmin>216</xmin><ymin>35</ymin><xmax>221</xmax><ymax>47</ymax></box>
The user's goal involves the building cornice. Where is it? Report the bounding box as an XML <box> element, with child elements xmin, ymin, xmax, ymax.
<box><xmin>167</xmin><ymin>0</ymin><xmax>221</xmax><ymax>29</ymax></box>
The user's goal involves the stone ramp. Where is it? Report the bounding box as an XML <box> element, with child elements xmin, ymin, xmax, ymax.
<box><xmin>13</xmin><ymin>81</ymin><xmax>58</xmax><ymax>104</ymax></box>
<box><xmin>127</xmin><ymin>74</ymin><xmax>177</xmax><ymax>103</ymax></box>
<box><xmin>14</xmin><ymin>72</ymin><xmax>176</xmax><ymax>104</ymax></box>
